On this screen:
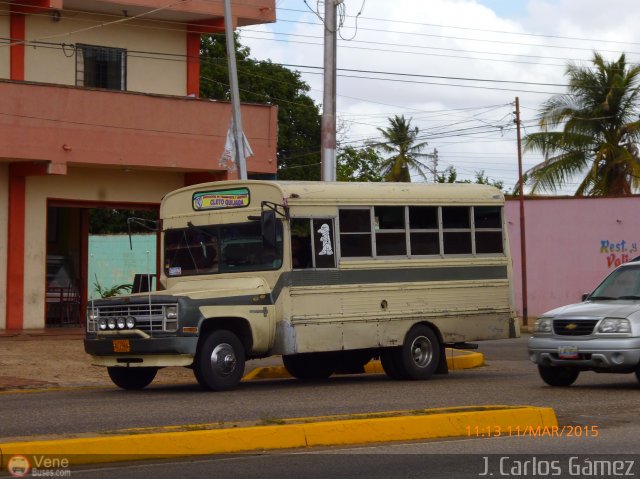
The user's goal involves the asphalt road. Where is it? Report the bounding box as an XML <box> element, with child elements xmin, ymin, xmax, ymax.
<box><xmin>55</xmin><ymin>435</ymin><xmax>640</xmax><ymax>479</ymax></box>
<box><xmin>2</xmin><ymin>337</ymin><xmax>640</xmax><ymax>443</ymax></box>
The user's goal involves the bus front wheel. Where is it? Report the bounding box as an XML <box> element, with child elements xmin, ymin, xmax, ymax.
<box><xmin>107</xmin><ymin>367</ymin><xmax>157</xmax><ymax>390</ymax></box>
<box><xmin>386</xmin><ymin>325</ymin><xmax>440</xmax><ymax>380</ymax></box>
<box><xmin>194</xmin><ymin>330</ymin><xmax>246</xmax><ymax>391</ymax></box>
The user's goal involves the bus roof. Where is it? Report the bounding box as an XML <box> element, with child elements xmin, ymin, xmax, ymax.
<box><xmin>162</xmin><ymin>180</ymin><xmax>504</xmax><ymax>216</ymax></box>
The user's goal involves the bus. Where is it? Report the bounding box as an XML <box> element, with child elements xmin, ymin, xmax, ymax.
<box><xmin>84</xmin><ymin>180</ymin><xmax>518</xmax><ymax>390</ymax></box>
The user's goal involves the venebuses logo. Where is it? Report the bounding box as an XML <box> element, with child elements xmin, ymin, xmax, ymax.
<box><xmin>7</xmin><ymin>455</ymin><xmax>30</xmax><ymax>477</ymax></box>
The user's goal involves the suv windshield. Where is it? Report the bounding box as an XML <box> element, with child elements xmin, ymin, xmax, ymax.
<box><xmin>164</xmin><ymin>221</ymin><xmax>283</xmax><ymax>276</ymax></box>
<box><xmin>589</xmin><ymin>264</ymin><xmax>640</xmax><ymax>300</ymax></box>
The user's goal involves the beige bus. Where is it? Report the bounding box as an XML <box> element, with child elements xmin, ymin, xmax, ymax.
<box><xmin>85</xmin><ymin>180</ymin><xmax>518</xmax><ymax>390</ymax></box>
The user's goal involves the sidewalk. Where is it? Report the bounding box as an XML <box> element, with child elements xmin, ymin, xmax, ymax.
<box><xmin>0</xmin><ymin>328</ymin><xmax>196</xmax><ymax>390</ymax></box>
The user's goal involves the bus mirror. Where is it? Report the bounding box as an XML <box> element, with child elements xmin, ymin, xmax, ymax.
<box><xmin>261</xmin><ymin>210</ymin><xmax>277</xmax><ymax>249</ymax></box>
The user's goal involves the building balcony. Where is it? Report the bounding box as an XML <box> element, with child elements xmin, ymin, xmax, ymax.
<box><xmin>0</xmin><ymin>79</ymin><xmax>278</xmax><ymax>175</ymax></box>
<box><xmin>11</xmin><ymin>0</ymin><xmax>276</xmax><ymax>26</ymax></box>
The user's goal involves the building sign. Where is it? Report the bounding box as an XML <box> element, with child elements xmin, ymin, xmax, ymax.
<box><xmin>600</xmin><ymin>239</ymin><xmax>638</xmax><ymax>268</ymax></box>
<box><xmin>192</xmin><ymin>188</ymin><xmax>250</xmax><ymax>211</ymax></box>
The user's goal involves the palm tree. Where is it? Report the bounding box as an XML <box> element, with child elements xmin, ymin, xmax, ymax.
<box><xmin>524</xmin><ymin>52</ymin><xmax>640</xmax><ymax>196</ymax></box>
<box><xmin>370</xmin><ymin>115</ymin><xmax>431</xmax><ymax>182</ymax></box>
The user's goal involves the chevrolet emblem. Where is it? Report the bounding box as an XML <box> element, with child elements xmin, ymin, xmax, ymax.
<box><xmin>565</xmin><ymin>323</ymin><xmax>578</xmax><ymax>331</ymax></box>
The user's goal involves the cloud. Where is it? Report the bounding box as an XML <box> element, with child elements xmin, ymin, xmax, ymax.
<box><xmin>239</xmin><ymin>0</ymin><xmax>640</xmax><ymax>190</ymax></box>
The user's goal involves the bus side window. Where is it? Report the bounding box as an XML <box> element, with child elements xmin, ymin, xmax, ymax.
<box><xmin>313</xmin><ymin>219</ymin><xmax>336</xmax><ymax>268</ymax></box>
<box><xmin>291</xmin><ymin>235</ymin><xmax>312</xmax><ymax>268</ymax></box>
<box><xmin>291</xmin><ymin>218</ymin><xmax>312</xmax><ymax>269</ymax></box>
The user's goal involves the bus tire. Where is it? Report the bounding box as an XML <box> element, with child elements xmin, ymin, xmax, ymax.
<box><xmin>107</xmin><ymin>367</ymin><xmax>157</xmax><ymax>390</ymax></box>
<box><xmin>334</xmin><ymin>350</ymin><xmax>372</xmax><ymax>374</ymax></box>
<box><xmin>380</xmin><ymin>348</ymin><xmax>405</xmax><ymax>379</ymax></box>
<box><xmin>393</xmin><ymin>325</ymin><xmax>441</xmax><ymax>380</ymax></box>
<box><xmin>283</xmin><ymin>353</ymin><xmax>335</xmax><ymax>380</ymax></box>
<box><xmin>194</xmin><ymin>330</ymin><xmax>245</xmax><ymax>391</ymax></box>
<box><xmin>537</xmin><ymin>365</ymin><xmax>579</xmax><ymax>387</ymax></box>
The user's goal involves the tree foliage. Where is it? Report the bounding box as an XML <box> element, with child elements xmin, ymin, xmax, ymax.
<box><xmin>436</xmin><ymin>166</ymin><xmax>505</xmax><ymax>192</ymax></box>
<box><xmin>524</xmin><ymin>52</ymin><xmax>640</xmax><ymax>196</ymax></box>
<box><xmin>89</xmin><ymin>209</ymin><xmax>157</xmax><ymax>234</ymax></box>
<box><xmin>369</xmin><ymin>115</ymin><xmax>431</xmax><ymax>182</ymax></box>
<box><xmin>199</xmin><ymin>34</ymin><xmax>322</xmax><ymax>180</ymax></box>
<box><xmin>337</xmin><ymin>146</ymin><xmax>384</xmax><ymax>182</ymax></box>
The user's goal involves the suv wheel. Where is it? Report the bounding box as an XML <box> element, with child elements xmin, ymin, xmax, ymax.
<box><xmin>538</xmin><ymin>365</ymin><xmax>579</xmax><ymax>387</ymax></box>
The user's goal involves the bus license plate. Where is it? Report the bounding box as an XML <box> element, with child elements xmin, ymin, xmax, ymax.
<box><xmin>558</xmin><ymin>345</ymin><xmax>578</xmax><ymax>359</ymax></box>
<box><xmin>112</xmin><ymin>339</ymin><xmax>130</xmax><ymax>353</ymax></box>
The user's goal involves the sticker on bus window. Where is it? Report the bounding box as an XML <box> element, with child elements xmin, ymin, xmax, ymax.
<box><xmin>169</xmin><ymin>267</ymin><xmax>182</xmax><ymax>276</ymax></box>
<box><xmin>192</xmin><ymin>188</ymin><xmax>250</xmax><ymax>211</ymax></box>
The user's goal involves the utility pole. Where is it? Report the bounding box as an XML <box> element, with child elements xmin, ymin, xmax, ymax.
<box><xmin>223</xmin><ymin>0</ymin><xmax>247</xmax><ymax>179</ymax></box>
<box><xmin>321</xmin><ymin>0</ymin><xmax>338</xmax><ymax>182</ymax></box>
<box><xmin>431</xmin><ymin>148</ymin><xmax>439</xmax><ymax>182</ymax></box>
<box><xmin>515</xmin><ymin>97</ymin><xmax>528</xmax><ymax>327</ymax></box>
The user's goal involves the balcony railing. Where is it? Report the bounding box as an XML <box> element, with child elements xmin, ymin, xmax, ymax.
<box><xmin>0</xmin><ymin>80</ymin><xmax>278</xmax><ymax>175</ymax></box>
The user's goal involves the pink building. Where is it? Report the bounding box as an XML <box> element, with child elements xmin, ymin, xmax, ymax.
<box><xmin>1</xmin><ymin>0</ymin><xmax>277</xmax><ymax>331</ymax></box>
<box><xmin>506</xmin><ymin>196</ymin><xmax>640</xmax><ymax>322</ymax></box>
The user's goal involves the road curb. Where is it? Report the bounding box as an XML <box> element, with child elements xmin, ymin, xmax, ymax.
<box><xmin>242</xmin><ymin>349</ymin><xmax>484</xmax><ymax>381</ymax></box>
<box><xmin>0</xmin><ymin>405</ymin><xmax>556</xmax><ymax>467</ymax></box>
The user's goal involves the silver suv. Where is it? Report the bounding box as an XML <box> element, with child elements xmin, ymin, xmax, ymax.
<box><xmin>528</xmin><ymin>260</ymin><xmax>640</xmax><ymax>387</ymax></box>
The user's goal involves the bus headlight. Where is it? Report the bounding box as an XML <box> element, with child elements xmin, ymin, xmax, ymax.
<box><xmin>98</xmin><ymin>318</ymin><xmax>107</xmax><ymax>330</ymax></box>
<box><xmin>126</xmin><ymin>317</ymin><xmax>136</xmax><ymax>329</ymax></box>
<box><xmin>107</xmin><ymin>318</ymin><xmax>117</xmax><ymax>330</ymax></box>
<box><xmin>165</xmin><ymin>306</ymin><xmax>178</xmax><ymax>319</ymax></box>
<box><xmin>117</xmin><ymin>317</ymin><xmax>126</xmax><ymax>330</ymax></box>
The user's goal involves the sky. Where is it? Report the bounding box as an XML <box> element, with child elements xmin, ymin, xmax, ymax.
<box><xmin>237</xmin><ymin>0</ymin><xmax>640</xmax><ymax>192</ymax></box>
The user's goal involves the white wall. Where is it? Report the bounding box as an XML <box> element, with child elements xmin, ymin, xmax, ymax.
<box><xmin>25</xmin><ymin>12</ymin><xmax>187</xmax><ymax>95</ymax></box>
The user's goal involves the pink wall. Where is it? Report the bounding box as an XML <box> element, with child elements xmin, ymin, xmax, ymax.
<box><xmin>506</xmin><ymin>196</ymin><xmax>640</xmax><ymax>320</ymax></box>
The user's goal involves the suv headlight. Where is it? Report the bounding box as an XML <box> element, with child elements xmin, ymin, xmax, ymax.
<box><xmin>533</xmin><ymin>317</ymin><xmax>553</xmax><ymax>333</ymax></box>
<box><xmin>165</xmin><ymin>305</ymin><xmax>178</xmax><ymax>319</ymax></box>
<box><xmin>597</xmin><ymin>318</ymin><xmax>631</xmax><ymax>334</ymax></box>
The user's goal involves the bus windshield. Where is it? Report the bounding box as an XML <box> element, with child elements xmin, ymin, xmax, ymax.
<box><xmin>164</xmin><ymin>221</ymin><xmax>283</xmax><ymax>277</ymax></box>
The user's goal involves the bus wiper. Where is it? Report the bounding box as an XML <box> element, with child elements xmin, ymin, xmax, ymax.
<box><xmin>187</xmin><ymin>222</ymin><xmax>216</xmax><ymax>238</ymax></box>
<box><xmin>617</xmin><ymin>295</ymin><xmax>640</xmax><ymax>300</ymax></box>
<box><xmin>588</xmin><ymin>296</ymin><xmax>616</xmax><ymax>300</ymax></box>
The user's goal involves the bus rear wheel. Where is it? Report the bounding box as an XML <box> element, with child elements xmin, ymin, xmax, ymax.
<box><xmin>386</xmin><ymin>325</ymin><xmax>440</xmax><ymax>380</ymax></box>
<box><xmin>107</xmin><ymin>367</ymin><xmax>158</xmax><ymax>390</ymax></box>
<box><xmin>380</xmin><ymin>348</ymin><xmax>405</xmax><ymax>379</ymax></box>
<box><xmin>283</xmin><ymin>353</ymin><xmax>335</xmax><ymax>380</ymax></box>
<box><xmin>194</xmin><ymin>330</ymin><xmax>245</xmax><ymax>391</ymax></box>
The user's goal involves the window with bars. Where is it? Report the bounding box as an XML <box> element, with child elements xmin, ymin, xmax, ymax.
<box><xmin>76</xmin><ymin>44</ymin><xmax>127</xmax><ymax>91</ymax></box>
<box><xmin>338</xmin><ymin>205</ymin><xmax>504</xmax><ymax>259</ymax></box>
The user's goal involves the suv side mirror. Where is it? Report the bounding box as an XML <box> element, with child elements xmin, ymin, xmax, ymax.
<box><xmin>261</xmin><ymin>210</ymin><xmax>277</xmax><ymax>249</ymax></box>
<box><xmin>582</xmin><ymin>293</ymin><xmax>590</xmax><ymax>301</ymax></box>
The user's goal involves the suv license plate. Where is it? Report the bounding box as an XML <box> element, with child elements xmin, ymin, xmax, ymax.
<box><xmin>113</xmin><ymin>339</ymin><xmax>130</xmax><ymax>353</ymax></box>
<box><xmin>558</xmin><ymin>345</ymin><xmax>578</xmax><ymax>359</ymax></box>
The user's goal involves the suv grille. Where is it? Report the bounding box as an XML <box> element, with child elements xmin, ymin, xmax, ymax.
<box><xmin>553</xmin><ymin>319</ymin><xmax>597</xmax><ymax>336</ymax></box>
<box><xmin>87</xmin><ymin>303</ymin><xmax>178</xmax><ymax>333</ymax></box>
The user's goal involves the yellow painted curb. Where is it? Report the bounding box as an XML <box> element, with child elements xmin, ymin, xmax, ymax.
<box><xmin>243</xmin><ymin>349</ymin><xmax>484</xmax><ymax>381</ymax></box>
<box><xmin>0</xmin><ymin>406</ymin><xmax>556</xmax><ymax>467</ymax></box>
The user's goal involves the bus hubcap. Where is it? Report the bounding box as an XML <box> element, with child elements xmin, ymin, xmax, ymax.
<box><xmin>211</xmin><ymin>343</ymin><xmax>237</xmax><ymax>375</ymax></box>
<box><xmin>411</xmin><ymin>336</ymin><xmax>433</xmax><ymax>368</ymax></box>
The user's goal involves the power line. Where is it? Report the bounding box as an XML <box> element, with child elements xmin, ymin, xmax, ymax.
<box><xmin>244</xmin><ymin>18</ymin><xmax>640</xmax><ymax>57</ymax></box>
<box><xmin>275</xmin><ymin>6</ymin><xmax>640</xmax><ymax>48</ymax></box>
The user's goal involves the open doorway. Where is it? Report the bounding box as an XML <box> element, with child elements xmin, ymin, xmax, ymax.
<box><xmin>45</xmin><ymin>202</ymin><xmax>159</xmax><ymax>327</ymax></box>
